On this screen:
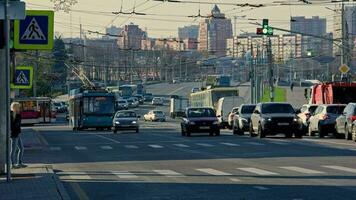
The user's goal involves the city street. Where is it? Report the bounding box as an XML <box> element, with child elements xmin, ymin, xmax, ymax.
<box><xmin>25</xmin><ymin>117</ymin><xmax>356</xmax><ymax>200</ymax></box>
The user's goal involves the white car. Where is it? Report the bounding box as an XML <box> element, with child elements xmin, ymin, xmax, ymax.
<box><xmin>117</xmin><ymin>99</ymin><xmax>129</xmax><ymax>110</ymax></box>
<box><xmin>144</xmin><ymin>110</ymin><xmax>166</xmax><ymax>122</ymax></box>
<box><xmin>152</xmin><ymin>97</ymin><xmax>164</xmax><ymax>106</ymax></box>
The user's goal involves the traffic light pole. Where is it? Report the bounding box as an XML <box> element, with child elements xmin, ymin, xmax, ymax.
<box><xmin>267</xmin><ymin>37</ymin><xmax>274</xmax><ymax>102</ymax></box>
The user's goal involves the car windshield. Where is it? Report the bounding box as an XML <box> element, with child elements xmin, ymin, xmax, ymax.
<box><xmin>116</xmin><ymin>112</ymin><xmax>136</xmax><ymax>118</ymax></box>
<box><xmin>309</xmin><ymin>106</ymin><xmax>318</xmax><ymax>113</ymax></box>
<box><xmin>262</xmin><ymin>104</ymin><xmax>295</xmax><ymax>114</ymax></box>
<box><xmin>153</xmin><ymin>111</ymin><xmax>164</xmax><ymax>115</ymax></box>
<box><xmin>188</xmin><ymin>108</ymin><xmax>216</xmax><ymax>117</ymax></box>
<box><xmin>241</xmin><ymin>105</ymin><xmax>256</xmax><ymax>114</ymax></box>
<box><xmin>54</xmin><ymin>103</ymin><xmax>61</xmax><ymax>106</ymax></box>
<box><xmin>326</xmin><ymin>106</ymin><xmax>345</xmax><ymax>114</ymax></box>
<box><xmin>118</xmin><ymin>101</ymin><xmax>126</xmax><ymax>104</ymax></box>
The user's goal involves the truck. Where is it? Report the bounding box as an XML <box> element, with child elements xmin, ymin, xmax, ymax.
<box><xmin>216</xmin><ymin>96</ymin><xmax>245</xmax><ymax>128</ymax></box>
<box><xmin>170</xmin><ymin>97</ymin><xmax>189</xmax><ymax>118</ymax></box>
<box><xmin>206</xmin><ymin>75</ymin><xmax>231</xmax><ymax>88</ymax></box>
<box><xmin>309</xmin><ymin>82</ymin><xmax>356</xmax><ymax>105</ymax></box>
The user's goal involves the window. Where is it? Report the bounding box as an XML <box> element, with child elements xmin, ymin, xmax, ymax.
<box><xmin>188</xmin><ymin>108</ymin><xmax>216</xmax><ymax>117</ymax></box>
<box><xmin>261</xmin><ymin>104</ymin><xmax>295</xmax><ymax>114</ymax></box>
<box><xmin>83</xmin><ymin>97</ymin><xmax>115</xmax><ymax>115</ymax></box>
<box><xmin>308</xmin><ymin>106</ymin><xmax>318</xmax><ymax>114</ymax></box>
<box><xmin>326</xmin><ymin>106</ymin><xmax>346</xmax><ymax>114</ymax></box>
<box><xmin>116</xmin><ymin>112</ymin><xmax>136</xmax><ymax>118</ymax></box>
<box><xmin>314</xmin><ymin>106</ymin><xmax>323</xmax><ymax>115</ymax></box>
<box><xmin>241</xmin><ymin>105</ymin><xmax>256</xmax><ymax>114</ymax></box>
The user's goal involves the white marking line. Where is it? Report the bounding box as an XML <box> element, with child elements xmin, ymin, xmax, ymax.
<box><xmin>230</xmin><ymin>178</ymin><xmax>242</xmax><ymax>182</ymax></box>
<box><xmin>303</xmin><ymin>139</ymin><xmax>356</xmax><ymax>147</ymax></box>
<box><xmin>125</xmin><ymin>145</ymin><xmax>138</xmax><ymax>149</ymax></box>
<box><xmin>280</xmin><ymin>166</ymin><xmax>324</xmax><ymax>174</ymax></box>
<box><xmin>112</xmin><ymin>171</ymin><xmax>138</xmax><ymax>179</ymax></box>
<box><xmin>174</xmin><ymin>144</ymin><xmax>190</xmax><ymax>148</ymax></box>
<box><xmin>100</xmin><ymin>146</ymin><xmax>113</xmax><ymax>150</ymax></box>
<box><xmin>75</xmin><ymin>146</ymin><xmax>87</xmax><ymax>150</ymax></box>
<box><xmin>59</xmin><ymin>172</ymin><xmax>91</xmax><ymax>180</ymax></box>
<box><xmin>267</xmin><ymin>141</ymin><xmax>289</xmax><ymax>145</ymax></box>
<box><xmin>196</xmin><ymin>168</ymin><xmax>232</xmax><ymax>176</ymax></box>
<box><xmin>95</xmin><ymin>134</ymin><xmax>120</xmax><ymax>144</ymax></box>
<box><xmin>168</xmin><ymin>86</ymin><xmax>186</xmax><ymax>95</ymax></box>
<box><xmin>238</xmin><ymin>167</ymin><xmax>279</xmax><ymax>175</ymax></box>
<box><xmin>153</xmin><ymin>170</ymin><xmax>184</xmax><ymax>177</ymax></box>
<box><xmin>323</xmin><ymin>165</ymin><xmax>356</xmax><ymax>173</ymax></box>
<box><xmin>253</xmin><ymin>186</ymin><xmax>269</xmax><ymax>190</ymax></box>
<box><xmin>49</xmin><ymin>147</ymin><xmax>61</xmax><ymax>151</ymax></box>
<box><xmin>149</xmin><ymin>144</ymin><xmax>163</xmax><ymax>149</ymax></box>
<box><xmin>196</xmin><ymin>143</ymin><xmax>214</xmax><ymax>147</ymax></box>
<box><xmin>245</xmin><ymin>142</ymin><xmax>265</xmax><ymax>146</ymax></box>
<box><xmin>221</xmin><ymin>142</ymin><xmax>240</xmax><ymax>147</ymax></box>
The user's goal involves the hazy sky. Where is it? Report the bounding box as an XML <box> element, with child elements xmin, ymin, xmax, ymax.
<box><xmin>24</xmin><ymin>0</ymin><xmax>345</xmax><ymax>38</ymax></box>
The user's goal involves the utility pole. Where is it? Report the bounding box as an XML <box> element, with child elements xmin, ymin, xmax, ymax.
<box><xmin>250</xmin><ymin>43</ymin><xmax>254</xmax><ymax>104</ymax></box>
<box><xmin>33</xmin><ymin>50</ymin><xmax>39</xmax><ymax>97</ymax></box>
<box><xmin>268</xmin><ymin>37</ymin><xmax>274</xmax><ymax>102</ymax></box>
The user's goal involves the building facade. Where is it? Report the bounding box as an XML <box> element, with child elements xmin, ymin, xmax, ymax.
<box><xmin>103</xmin><ymin>26</ymin><xmax>122</xmax><ymax>40</ymax></box>
<box><xmin>178</xmin><ymin>25</ymin><xmax>199</xmax><ymax>39</ymax></box>
<box><xmin>291</xmin><ymin>16</ymin><xmax>326</xmax><ymax>36</ymax></box>
<box><xmin>117</xmin><ymin>23</ymin><xmax>146</xmax><ymax>50</ymax></box>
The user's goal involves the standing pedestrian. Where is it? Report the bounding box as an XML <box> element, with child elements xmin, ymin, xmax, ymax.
<box><xmin>290</xmin><ymin>82</ymin><xmax>294</xmax><ymax>92</ymax></box>
<box><xmin>10</xmin><ymin>102</ymin><xmax>27</xmax><ymax>169</ymax></box>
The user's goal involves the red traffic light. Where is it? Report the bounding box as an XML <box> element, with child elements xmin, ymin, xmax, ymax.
<box><xmin>256</xmin><ymin>28</ymin><xmax>263</xmax><ymax>35</ymax></box>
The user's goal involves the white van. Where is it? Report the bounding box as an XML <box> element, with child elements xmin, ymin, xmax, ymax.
<box><xmin>216</xmin><ymin>96</ymin><xmax>245</xmax><ymax>128</ymax></box>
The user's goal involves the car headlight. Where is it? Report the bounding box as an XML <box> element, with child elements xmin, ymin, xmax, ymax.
<box><xmin>293</xmin><ymin>118</ymin><xmax>298</xmax><ymax>122</ymax></box>
<box><xmin>115</xmin><ymin>121</ymin><xmax>120</xmax><ymax>124</ymax></box>
<box><xmin>262</xmin><ymin>118</ymin><xmax>272</xmax><ymax>122</ymax></box>
<box><xmin>212</xmin><ymin>121</ymin><xmax>219</xmax><ymax>125</ymax></box>
<box><xmin>132</xmin><ymin>121</ymin><xmax>137</xmax><ymax>124</ymax></box>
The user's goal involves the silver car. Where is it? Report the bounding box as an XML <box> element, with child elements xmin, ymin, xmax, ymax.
<box><xmin>112</xmin><ymin>111</ymin><xmax>140</xmax><ymax>133</ymax></box>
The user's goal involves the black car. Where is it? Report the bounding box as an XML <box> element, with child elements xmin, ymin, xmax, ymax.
<box><xmin>232</xmin><ymin>104</ymin><xmax>256</xmax><ymax>135</ymax></box>
<box><xmin>112</xmin><ymin>111</ymin><xmax>140</xmax><ymax>133</ymax></box>
<box><xmin>134</xmin><ymin>94</ymin><xmax>144</xmax><ymax>104</ymax></box>
<box><xmin>144</xmin><ymin>93</ymin><xmax>153</xmax><ymax>102</ymax></box>
<box><xmin>181</xmin><ymin>107</ymin><xmax>220</xmax><ymax>137</ymax></box>
<box><xmin>250</xmin><ymin>103</ymin><xmax>302</xmax><ymax>138</ymax></box>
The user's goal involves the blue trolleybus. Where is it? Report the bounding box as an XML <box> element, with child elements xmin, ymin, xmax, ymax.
<box><xmin>69</xmin><ymin>89</ymin><xmax>116</xmax><ymax>131</ymax></box>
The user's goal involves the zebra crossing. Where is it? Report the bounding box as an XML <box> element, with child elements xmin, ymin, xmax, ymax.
<box><xmin>57</xmin><ymin>164</ymin><xmax>356</xmax><ymax>182</ymax></box>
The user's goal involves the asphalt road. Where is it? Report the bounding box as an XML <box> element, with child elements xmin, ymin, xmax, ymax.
<box><xmin>25</xmin><ymin>111</ymin><xmax>356</xmax><ymax>200</ymax></box>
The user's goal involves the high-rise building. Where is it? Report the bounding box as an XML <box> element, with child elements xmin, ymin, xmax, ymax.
<box><xmin>103</xmin><ymin>25</ymin><xmax>122</xmax><ymax>40</ymax></box>
<box><xmin>117</xmin><ymin>23</ymin><xmax>146</xmax><ymax>49</ymax></box>
<box><xmin>291</xmin><ymin>16</ymin><xmax>326</xmax><ymax>36</ymax></box>
<box><xmin>178</xmin><ymin>25</ymin><xmax>199</xmax><ymax>39</ymax></box>
<box><xmin>198</xmin><ymin>5</ymin><xmax>233</xmax><ymax>55</ymax></box>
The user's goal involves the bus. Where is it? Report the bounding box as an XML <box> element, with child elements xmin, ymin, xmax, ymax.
<box><xmin>119</xmin><ymin>84</ymin><xmax>137</xmax><ymax>98</ymax></box>
<box><xmin>68</xmin><ymin>89</ymin><xmax>117</xmax><ymax>131</ymax></box>
<box><xmin>190</xmin><ymin>87</ymin><xmax>239</xmax><ymax>109</ymax></box>
<box><xmin>206</xmin><ymin>75</ymin><xmax>231</xmax><ymax>87</ymax></box>
<box><xmin>14</xmin><ymin>97</ymin><xmax>56</xmax><ymax>125</ymax></box>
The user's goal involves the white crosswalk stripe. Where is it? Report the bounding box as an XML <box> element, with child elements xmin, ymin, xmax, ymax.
<box><xmin>58</xmin><ymin>171</ymin><xmax>91</xmax><ymax>180</ymax></box>
<box><xmin>174</xmin><ymin>144</ymin><xmax>190</xmax><ymax>148</ymax></box>
<box><xmin>220</xmin><ymin>142</ymin><xmax>240</xmax><ymax>147</ymax></box>
<box><xmin>280</xmin><ymin>166</ymin><xmax>324</xmax><ymax>174</ymax></box>
<box><xmin>153</xmin><ymin>170</ymin><xmax>184</xmax><ymax>177</ymax></box>
<box><xmin>237</xmin><ymin>167</ymin><xmax>278</xmax><ymax>175</ymax></box>
<box><xmin>196</xmin><ymin>168</ymin><xmax>232</xmax><ymax>176</ymax></box>
<box><xmin>245</xmin><ymin>142</ymin><xmax>265</xmax><ymax>146</ymax></box>
<box><xmin>149</xmin><ymin>144</ymin><xmax>163</xmax><ymax>149</ymax></box>
<box><xmin>253</xmin><ymin>186</ymin><xmax>269</xmax><ymax>190</ymax></box>
<box><xmin>100</xmin><ymin>146</ymin><xmax>113</xmax><ymax>150</ymax></box>
<box><xmin>125</xmin><ymin>145</ymin><xmax>139</xmax><ymax>149</ymax></box>
<box><xmin>112</xmin><ymin>171</ymin><xmax>138</xmax><ymax>179</ymax></box>
<box><xmin>196</xmin><ymin>143</ymin><xmax>214</xmax><ymax>147</ymax></box>
<box><xmin>49</xmin><ymin>147</ymin><xmax>62</xmax><ymax>151</ymax></box>
<box><xmin>323</xmin><ymin>165</ymin><xmax>356</xmax><ymax>173</ymax></box>
<box><xmin>75</xmin><ymin>146</ymin><xmax>87</xmax><ymax>150</ymax></box>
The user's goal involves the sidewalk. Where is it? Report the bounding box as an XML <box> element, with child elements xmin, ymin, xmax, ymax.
<box><xmin>0</xmin><ymin>165</ymin><xmax>70</xmax><ymax>200</ymax></box>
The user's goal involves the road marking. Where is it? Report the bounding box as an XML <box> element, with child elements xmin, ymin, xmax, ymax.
<box><xmin>69</xmin><ymin>182</ymin><xmax>90</xmax><ymax>200</ymax></box>
<box><xmin>112</xmin><ymin>171</ymin><xmax>138</xmax><ymax>179</ymax></box>
<box><xmin>100</xmin><ymin>145</ymin><xmax>113</xmax><ymax>150</ymax></box>
<box><xmin>168</xmin><ymin>86</ymin><xmax>186</xmax><ymax>95</ymax></box>
<box><xmin>59</xmin><ymin>172</ymin><xmax>91</xmax><ymax>180</ymax></box>
<box><xmin>49</xmin><ymin>147</ymin><xmax>61</xmax><ymax>151</ymax></box>
<box><xmin>75</xmin><ymin>146</ymin><xmax>87</xmax><ymax>150</ymax></box>
<box><xmin>303</xmin><ymin>139</ymin><xmax>356</xmax><ymax>147</ymax></box>
<box><xmin>245</xmin><ymin>142</ymin><xmax>265</xmax><ymax>146</ymax></box>
<box><xmin>153</xmin><ymin>170</ymin><xmax>184</xmax><ymax>177</ymax></box>
<box><xmin>94</xmin><ymin>134</ymin><xmax>120</xmax><ymax>144</ymax></box>
<box><xmin>267</xmin><ymin>141</ymin><xmax>289</xmax><ymax>145</ymax></box>
<box><xmin>125</xmin><ymin>145</ymin><xmax>138</xmax><ymax>149</ymax></box>
<box><xmin>34</xmin><ymin>129</ymin><xmax>49</xmax><ymax>146</ymax></box>
<box><xmin>230</xmin><ymin>178</ymin><xmax>241</xmax><ymax>182</ymax></box>
<box><xmin>253</xmin><ymin>186</ymin><xmax>269</xmax><ymax>190</ymax></box>
<box><xmin>280</xmin><ymin>166</ymin><xmax>324</xmax><ymax>174</ymax></box>
<box><xmin>237</xmin><ymin>167</ymin><xmax>278</xmax><ymax>175</ymax></box>
<box><xmin>174</xmin><ymin>144</ymin><xmax>190</xmax><ymax>148</ymax></box>
<box><xmin>323</xmin><ymin>165</ymin><xmax>356</xmax><ymax>173</ymax></box>
<box><xmin>149</xmin><ymin>144</ymin><xmax>163</xmax><ymax>148</ymax></box>
<box><xmin>196</xmin><ymin>168</ymin><xmax>232</xmax><ymax>176</ymax></box>
<box><xmin>221</xmin><ymin>142</ymin><xmax>240</xmax><ymax>147</ymax></box>
<box><xmin>196</xmin><ymin>143</ymin><xmax>214</xmax><ymax>147</ymax></box>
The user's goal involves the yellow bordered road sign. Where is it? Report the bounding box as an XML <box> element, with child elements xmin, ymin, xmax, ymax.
<box><xmin>339</xmin><ymin>64</ymin><xmax>350</xmax><ymax>74</ymax></box>
<box><xmin>14</xmin><ymin>10</ymin><xmax>54</xmax><ymax>50</ymax></box>
<box><xmin>11</xmin><ymin>66</ymin><xmax>33</xmax><ymax>89</ymax></box>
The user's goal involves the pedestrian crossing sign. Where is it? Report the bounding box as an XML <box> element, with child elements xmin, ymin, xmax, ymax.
<box><xmin>11</xmin><ymin>66</ymin><xmax>33</xmax><ymax>89</ymax></box>
<box><xmin>14</xmin><ymin>10</ymin><xmax>54</xmax><ymax>50</ymax></box>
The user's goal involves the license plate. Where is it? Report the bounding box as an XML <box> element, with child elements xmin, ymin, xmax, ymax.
<box><xmin>278</xmin><ymin>123</ymin><xmax>289</xmax><ymax>126</ymax></box>
<box><xmin>121</xmin><ymin>125</ymin><xmax>130</xmax><ymax>127</ymax></box>
<box><xmin>200</xmin><ymin>126</ymin><xmax>210</xmax><ymax>129</ymax></box>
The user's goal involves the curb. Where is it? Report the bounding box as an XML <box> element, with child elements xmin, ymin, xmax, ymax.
<box><xmin>45</xmin><ymin>165</ymin><xmax>71</xmax><ymax>200</ymax></box>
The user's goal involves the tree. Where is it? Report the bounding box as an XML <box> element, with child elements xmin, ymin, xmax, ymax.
<box><xmin>51</xmin><ymin>0</ymin><xmax>78</xmax><ymax>13</ymax></box>
<box><xmin>52</xmin><ymin>37</ymin><xmax>68</xmax><ymax>86</ymax></box>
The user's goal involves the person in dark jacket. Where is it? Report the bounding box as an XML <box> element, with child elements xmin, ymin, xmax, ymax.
<box><xmin>10</xmin><ymin>102</ymin><xmax>27</xmax><ymax>168</ymax></box>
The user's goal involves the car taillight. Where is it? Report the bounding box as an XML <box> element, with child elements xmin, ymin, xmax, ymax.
<box><xmin>322</xmin><ymin>114</ymin><xmax>329</xmax><ymax>120</ymax></box>
<box><xmin>350</xmin><ymin>116</ymin><xmax>356</xmax><ymax>121</ymax></box>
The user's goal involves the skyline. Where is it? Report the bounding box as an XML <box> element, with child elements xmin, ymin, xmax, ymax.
<box><xmin>24</xmin><ymin>0</ymin><xmax>353</xmax><ymax>38</ymax></box>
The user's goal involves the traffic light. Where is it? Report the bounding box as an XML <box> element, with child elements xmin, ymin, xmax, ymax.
<box><xmin>256</xmin><ymin>19</ymin><xmax>273</xmax><ymax>36</ymax></box>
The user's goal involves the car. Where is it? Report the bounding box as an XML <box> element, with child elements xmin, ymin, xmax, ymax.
<box><xmin>134</xmin><ymin>94</ymin><xmax>144</xmax><ymax>104</ymax></box>
<box><xmin>53</xmin><ymin>101</ymin><xmax>67</xmax><ymax>113</ymax></box>
<box><xmin>152</xmin><ymin>97</ymin><xmax>164</xmax><ymax>106</ymax></box>
<box><xmin>250</xmin><ymin>103</ymin><xmax>302</xmax><ymax>138</ymax></box>
<box><xmin>144</xmin><ymin>110</ymin><xmax>166</xmax><ymax>122</ymax></box>
<box><xmin>191</xmin><ymin>87</ymin><xmax>200</xmax><ymax>93</ymax></box>
<box><xmin>144</xmin><ymin>93</ymin><xmax>154</xmax><ymax>102</ymax></box>
<box><xmin>232</xmin><ymin>104</ymin><xmax>256</xmax><ymax>135</ymax></box>
<box><xmin>297</xmin><ymin>104</ymin><xmax>318</xmax><ymax>134</ymax></box>
<box><xmin>308</xmin><ymin>104</ymin><xmax>346</xmax><ymax>138</ymax></box>
<box><xmin>227</xmin><ymin>107</ymin><xmax>239</xmax><ymax>129</ymax></box>
<box><xmin>172</xmin><ymin>79</ymin><xmax>180</xmax><ymax>84</ymax></box>
<box><xmin>181</xmin><ymin>107</ymin><xmax>220</xmax><ymax>137</ymax></box>
<box><xmin>112</xmin><ymin>110</ymin><xmax>140</xmax><ymax>133</ymax></box>
<box><xmin>127</xmin><ymin>97</ymin><xmax>139</xmax><ymax>108</ymax></box>
<box><xmin>117</xmin><ymin>99</ymin><xmax>129</xmax><ymax>110</ymax></box>
<box><xmin>335</xmin><ymin>103</ymin><xmax>356</xmax><ymax>140</ymax></box>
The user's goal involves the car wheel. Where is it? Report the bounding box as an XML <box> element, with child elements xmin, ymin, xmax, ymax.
<box><xmin>249</xmin><ymin>122</ymin><xmax>255</xmax><ymax>137</ymax></box>
<box><xmin>294</xmin><ymin>131</ymin><xmax>303</xmax><ymax>139</ymax></box>
<box><xmin>215</xmin><ymin>130</ymin><xmax>220</xmax><ymax>136</ymax></box>
<box><xmin>318</xmin><ymin>124</ymin><xmax>325</xmax><ymax>138</ymax></box>
<box><xmin>308</xmin><ymin>124</ymin><xmax>315</xmax><ymax>136</ymax></box>
<box><xmin>181</xmin><ymin>126</ymin><xmax>186</xmax><ymax>136</ymax></box>
<box><xmin>136</xmin><ymin>128</ymin><xmax>139</xmax><ymax>133</ymax></box>
<box><xmin>258</xmin><ymin>123</ymin><xmax>265</xmax><ymax>139</ymax></box>
<box><xmin>285</xmin><ymin>132</ymin><xmax>293</xmax><ymax>138</ymax></box>
<box><xmin>113</xmin><ymin>129</ymin><xmax>117</xmax><ymax>134</ymax></box>
<box><xmin>186</xmin><ymin>130</ymin><xmax>191</xmax><ymax>137</ymax></box>
<box><xmin>345</xmin><ymin>125</ymin><xmax>352</xmax><ymax>140</ymax></box>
